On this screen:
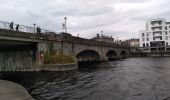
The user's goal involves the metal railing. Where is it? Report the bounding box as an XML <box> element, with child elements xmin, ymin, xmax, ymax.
<box><xmin>0</xmin><ymin>21</ymin><xmax>51</xmax><ymax>34</ymax></box>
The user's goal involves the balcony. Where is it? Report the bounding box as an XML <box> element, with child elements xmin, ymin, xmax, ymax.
<box><xmin>151</xmin><ymin>21</ymin><xmax>162</xmax><ymax>26</ymax></box>
<box><xmin>150</xmin><ymin>41</ymin><xmax>165</xmax><ymax>48</ymax></box>
<box><xmin>153</xmin><ymin>32</ymin><xmax>162</xmax><ymax>36</ymax></box>
<box><xmin>154</xmin><ymin>34</ymin><xmax>162</xmax><ymax>37</ymax></box>
<box><xmin>153</xmin><ymin>36</ymin><xmax>162</xmax><ymax>41</ymax></box>
<box><xmin>151</xmin><ymin>25</ymin><xmax>162</xmax><ymax>28</ymax></box>
<box><xmin>154</xmin><ymin>38</ymin><xmax>162</xmax><ymax>41</ymax></box>
<box><xmin>152</xmin><ymin>28</ymin><xmax>162</xmax><ymax>32</ymax></box>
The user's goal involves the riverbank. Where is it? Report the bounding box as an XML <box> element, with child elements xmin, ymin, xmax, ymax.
<box><xmin>0</xmin><ymin>63</ymin><xmax>78</xmax><ymax>72</ymax></box>
<box><xmin>131</xmin><ymin>52</ymin><xmax>170</xmax><ymax>57</ymax></box>
<box><xmin>41</xmin><ymin>63</ymin><xmax>78</xmax><ymax>71</ymax></box>
<box><xmin>0</xmin><ymin>80</ymin><xmax>34</xmax><ymax>100</ymax></box>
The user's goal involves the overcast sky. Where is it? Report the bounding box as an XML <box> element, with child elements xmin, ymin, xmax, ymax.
<box><xmin>0</xmin><ymin>0</ymin><xmax>170</xmax><ymax>40</ymax></box>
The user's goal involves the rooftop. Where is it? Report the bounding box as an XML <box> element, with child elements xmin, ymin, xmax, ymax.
<box><xmin>91</xmin><ymin>34</ymin><xmax>113</xmax><ymax>39</ymax></box>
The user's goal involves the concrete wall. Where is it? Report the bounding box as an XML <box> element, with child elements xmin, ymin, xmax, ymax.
<box><xmin>0</xmin><ymin>51</ymin><xmax>35</xmax><ymax>71</ymax></box>
<box><xmin>0</xmin><ymin>42</ymin><xmax>51</xmax><ymax>71</ymax></box>
<box><xmin>36</xmin><ymin>42</ymin><xmax>50</xmax><ymax>66</ymax></box>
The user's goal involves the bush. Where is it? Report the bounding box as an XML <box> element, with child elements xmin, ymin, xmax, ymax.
<box><xmin>44</xmin><ymin>52</ymin><xmax>76</xmax><ymax>64</ymax></box>
<box><xmin>44</xmin><ymin>52</ymin><xmax>51</xmax><ymax>64</ymax></box>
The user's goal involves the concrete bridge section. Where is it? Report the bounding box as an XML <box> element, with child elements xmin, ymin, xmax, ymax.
<box><xmin>0</xmin><ymin>29</ymin><xmax>132</xmax><ymax>71</ymax></box>
<box><xmin>0</xmin><ymin>29</ymin><xmax>51</xmax><ymax>71</ymax></box>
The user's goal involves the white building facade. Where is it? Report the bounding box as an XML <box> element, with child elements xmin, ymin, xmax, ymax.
<box><xmin>139</xmin><ymin>18</ymin><xmax>170</xmax><ymax>52</ymax></box>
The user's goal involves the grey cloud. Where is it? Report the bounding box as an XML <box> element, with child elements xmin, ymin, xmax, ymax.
<box><xmin>0</xmin><ymin>0</ymin><xmax>170</xmax><ymax>40</ymax></box>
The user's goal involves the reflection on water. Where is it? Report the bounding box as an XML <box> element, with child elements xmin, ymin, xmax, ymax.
<box><xmin>1</xmin><ymin>57</ymin><xmax>170</xmax><ymax>100</ymax></box>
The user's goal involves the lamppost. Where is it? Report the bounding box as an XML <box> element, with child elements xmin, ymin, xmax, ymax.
<box><xmin>64</xmin><ymin>17</ymin><xmax>67</xmax><ymax>33</ymax></box>
<box><xmin>101</xmin><ymin>30</ymin><xmax>103</xmax><ymax>42</ymax></box>
<box><xmin>117</xmin><ymin>36</ymin><xmax>119</xmax><ymax>43</ymax></box>
<box><xmin>33</xmin><ymin>23</ymin><xmax>36</xmax><ymax>33</ymax></box>
<box><xmin>100</xmin><ymin>30</ymin><xmax>104</xmax><ymax>60</ymax></box>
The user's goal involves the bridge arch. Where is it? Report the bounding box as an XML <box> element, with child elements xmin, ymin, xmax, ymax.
<box><xmin>120</xmin><ymin>50</ymin><xmax>128</xmax><ymax>58</ymax></box>
<box><xmin>106</xmin><ymin>50</ymin><xmax>117</xmax><ymax>61</ymax></box>
<box><xmin>76</xmin><ymin>50</ymin><xmax>101</xmax><ymax>62</ymax></box>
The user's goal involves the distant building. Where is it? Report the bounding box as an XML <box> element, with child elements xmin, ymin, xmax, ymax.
<box><xmin>91</xmin><ymin>34</ymin><xmax>114</xmax><ymax>43</ymax></box>
<box><xmin>139</xmin><ymin>18</ymin><xmax>170</xmax><ymax>52</ymax></box>
<box><xmin>118</xmin><ymin>40</ymin><xmax>129</xmax><ymax>46</ymax></box>
<box><xmin>115</xmin><ymin>40</ymin><xmax>123</xmax><ymax>45</ymax></box>
<box><xmin>116</xmin><ymin>39</ymin><xmax>139</xmax><ymax>47</ymax></box>
<box><xmin>129</xmin><ymin>39</ymin><xmax>139</xmax><ymax>47</ymax></box>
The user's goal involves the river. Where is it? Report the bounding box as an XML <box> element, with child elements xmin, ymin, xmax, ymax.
<box><xmin>1</xmin><ymin>57</ymin><xmax>170</xmax><ymax>100</ymax></box>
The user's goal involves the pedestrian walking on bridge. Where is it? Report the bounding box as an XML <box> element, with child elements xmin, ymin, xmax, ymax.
<box><xmin>9</xmin><ymin>22</ymin><xmax>14</xmax><ymax>30</ymax></box>
<box><xmin>36</xmin><ymin>26</ymin><xmax>39</xmax><ymax>34</ymax></box>
<box><xmin>39</xmin><ymin>27</ymin><xmax>41</xmax><ymax>34</ymax></box>
<box><xmin>36</xmin><ymin>26</ymin><xmax>41</xmax><ymax>34</ymax></box>
<box><xmin>16</xmin><ymin>24</ymin><xmax>19</xmax><ymax>31</ymax></box>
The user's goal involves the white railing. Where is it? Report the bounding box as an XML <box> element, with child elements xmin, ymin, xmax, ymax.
<box><xmin>0</xmin><ymin>21</ymin><xmax>51</xmax><ymax>34</ymax></box>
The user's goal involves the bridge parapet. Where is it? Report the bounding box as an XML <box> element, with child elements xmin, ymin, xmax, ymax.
<box><xmin>0</xmin><ymin>21</ymin><xmax>50</xmax><ymax>34</ymax></box>
<box><xmin>57</xmin><ymin>32</ymin><xmax>130</xmax><ymax>49</ymax></box>
<box><xmin>0</xmin><ymin>25</ymin><xmax>130</xmax><ymax>49</ymax></box>
<box><xmin>0</xmin><ymin>29</ymin><xmax>50</xmax><ymax>41</ymax></box>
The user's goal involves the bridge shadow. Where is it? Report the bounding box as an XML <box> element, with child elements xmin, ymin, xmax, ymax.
<box><xmin>76</xmin><ymin>50</ymin><xmax>101</xmax><ymax>62</ymax></box>
<box><xmin>106</xmin><ymin>50</ymin><xmax>118</xmax><ymax>61</ymax></box>
<box><xmin>120</xmin><ymin>50</ymin><xmax>128</xmax><ymax>58</ymax></box>
<box><xmin>78</xmin><ymin>61</ymin><xmax>102</xmax><ymax>68</ymax></box>
<box><xmin>77</xmin><ymin>58</ymin><xmax>124</xmax><ymax>70</ymax></box>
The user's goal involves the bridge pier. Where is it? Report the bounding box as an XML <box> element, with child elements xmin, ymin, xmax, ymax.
<box><xmin>36</xmin><ymin>42</ymin><xmax>49</xmax><ymax>66</ymax></box>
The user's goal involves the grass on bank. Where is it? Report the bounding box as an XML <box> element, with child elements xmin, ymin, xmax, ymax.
<box><xmin>44</xmin><ymin>52</ymin><xmax>76</xmax><ymax>64</ymax></box>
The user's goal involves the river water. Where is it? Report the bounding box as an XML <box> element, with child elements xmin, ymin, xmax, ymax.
<box><xmin>1</xmin><ymin>57</ymin><xmax>170</xmax><ymax>100</ymax></box>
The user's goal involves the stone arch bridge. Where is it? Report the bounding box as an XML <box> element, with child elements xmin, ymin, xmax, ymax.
<box><xmin>0</xmin><ymin>29</ymin><xmax>132</xmax><ymax>71</ymax></box>
<box><xmin>51</xmin><ymin>33</ymin><xmax>130</xmax><ymax>62</ymax></box>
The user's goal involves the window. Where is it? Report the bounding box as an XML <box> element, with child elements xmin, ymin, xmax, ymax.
<box><xmin>165</xmin><ymin>26</ymin><xmax>167</xmax><ymax>30</ymax></box>
<box><xmin>142</xmin><ymin>33</ymin><xmax>145</xmax><ymax>37</ymax></box>
<box><xmin>166</xmin><ymin>42</ymin><xmax>168</xmax><ymax>46</ymax></box>
<box><xmin>146</xmin><ymin>43</ymin><xmax>149</xmax><ymax>47</ymax></box>
<box><xmin>147</xmin><ymin>33</ymin><xmax>149</xmax><ymax>36</ymax></box>
<box><xmin>166</xmin><ymin>36</ymin><xmax>168</xmax><ymax>40</ymax></box>
<box><xmin>143</xmin><ymin>43</ymin><xmax>145</xmax><ymax>47</ymax></box>
<box><xmin>160</xmin><ymin>37</ymin><xmax>162</xmax><ymax>40</ymax></box>
<box><xmin>165</xmin><ymin>31</ymin><xmax>168</xmax><ymax>35</ymax></box>
<box><xmin>147</xmin><ymin>37</ymin><xmax>149</xmax><ymax>41</ymax></box>
<box><xmin>142</xmin><ymin>38</ymin><xmax>145</xmax><ymax>41</ymax></box>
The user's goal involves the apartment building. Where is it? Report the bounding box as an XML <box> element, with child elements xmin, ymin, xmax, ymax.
<box><xmin>139</xmin><ymin>18</ymin><xmax>170</xmax><ymax>52</ymax></box>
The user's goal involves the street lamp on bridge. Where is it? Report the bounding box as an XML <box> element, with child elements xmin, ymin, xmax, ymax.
<box><xmin>64</xmin><ymin>17</ymin><xmax>67</xmax><ymax>33</ymax></box>
<box><xmin>33</xmin><ymin>23</ymin><xmax>36</xmax><ymax>33</ymax></box>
